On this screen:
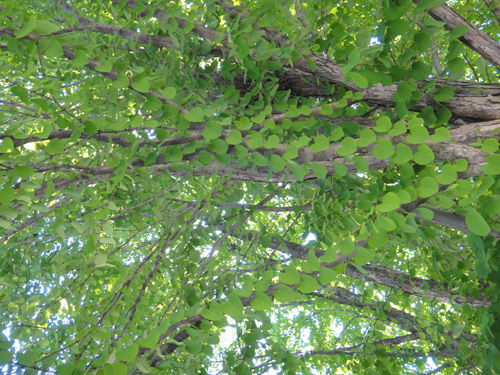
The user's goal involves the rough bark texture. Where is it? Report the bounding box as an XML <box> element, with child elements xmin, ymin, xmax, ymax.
<box><xmin>422</xmin><ymin>2</ymin><xmax>500</xmax><ymax>66</ymax></box>
<box><xmin>415</xmin><ymin>207</ymin><xmax>500</xmax><ymax>239</ymax></box>
<box><xmin>264</xmin><ymin>237</ymin><xmax>490</xmax><ymax>309</ymax></box>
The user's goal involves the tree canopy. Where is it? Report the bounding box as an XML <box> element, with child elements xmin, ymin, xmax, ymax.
<box><xmin>1</xmin><ymin>0</ymin><xmax>500</xmax><ymax>374</ymax></box>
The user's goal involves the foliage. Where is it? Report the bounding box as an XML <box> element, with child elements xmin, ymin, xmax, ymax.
<box><xmin>1</xmin><ymin>0</ymin><xmax>500</xmax><ymax>374</ymax></box>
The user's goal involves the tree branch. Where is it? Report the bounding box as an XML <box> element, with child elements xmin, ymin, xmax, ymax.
<box><xmin>419</xmin><ymin>1</ymin><xmax>500</xmax><ymax>66</ymax></box>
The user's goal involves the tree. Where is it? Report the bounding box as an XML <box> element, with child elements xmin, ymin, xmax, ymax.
<box><xmin>1</xmin><ymin>0</ymin><xmax>500</xmax><ymax>373</ymax></box>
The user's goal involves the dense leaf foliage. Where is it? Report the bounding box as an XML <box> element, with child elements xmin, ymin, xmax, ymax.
<box><xmin>1</xmin><ymin>0</ymin><xmax>500</xmax><ymax>374</ymax></box>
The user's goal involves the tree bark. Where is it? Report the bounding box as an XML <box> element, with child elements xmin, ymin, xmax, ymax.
<box><xmin>420</xmin><ymin>1</ymin><xmax>500</xmax><ymax>66</ymax></box>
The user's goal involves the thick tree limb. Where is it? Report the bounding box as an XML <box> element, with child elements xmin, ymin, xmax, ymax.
<box><xmin>261</xmin><ymin>236</ymin><xmax>490</xmax><ymax>308</ymax></box>
<box><xmin>304</xmin><ymin>347</ymin><xmax>457</xmax><ymax>358</ymax></box>
<box><xmin>414</xmin><ymin>207</ymin><xmax>500</xmax><ymax>240</ymax></box>
<box><xmin>420</xmin><ymin>1</ymin><xmax>500</xmax><ymax>66</ymax></box>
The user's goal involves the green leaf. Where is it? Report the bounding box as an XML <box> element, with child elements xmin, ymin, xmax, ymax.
<box><xmin>353</xmin><ymin>156</ymin><xmax>369</xmax><ymax>172</ymax></box>
<box><xmin>306</xmin><ymin>249</ymin><xmax>321</xmax><ymax>271</ymax></box>
<box><xmin>0</xmin><ymin>219</ymin><xmax>11</xmax><ymax>230</ymax></box>
<box><xmin>388</xmin><ymin>19</ymin><xmax>410</xmax><ymax>36</ymax></box>
<box><xmin>247</xmin><ymin>132</ymin><xmax>263</xmax><ymax>149</ymax></box>
<box><xmin>414</xmin><ymin>31</ymin><xmax>432</xmax><ymax>52</ymax></box>
<box><xmin>417</xmin><ymin>207</ymin><xmax>434</xmax><ymax>220</ymax></box>
<box><xmin>84</xmin><ymin>121</ymin><xmax>97</xmax><ymax>135</ymax></box>
<box><xmin>417</xmin><ymin>176</ymin><xmax>438</xmax><ymax>198</ymax></box>
<box><xmin>11</xmin><ymin>86</ymin><xmax>29</xmax><ymax>104</ymax></box>
<box><xmin>279</xmin><ymin>265</ymin><xmax>300</xmax><ymax>285</ymax></box>
<box><xmin>56</xmin><ymin>363</ymin><xmax>74</xmax><ymax>375</ymax></box>
<box><xmin>357</xmin><ymin>129</ymin><xmax>376</xmax><ymax>147</ymax></box>
<box><xmin>295</xmin><ymin>136</ymin><xmax>310</xmax><ymax>147</ymax></box>
<box><xmin>285</xmin><ymin>105</ymin><xmax>299</xmax><ymax>117</ymax></box>
<box><xmin>481</xmin><ymin>138</ymin><xmax>499</xmax><ymax>153</ymax></box>
<box><xmin>283</xmin><ymin>145</ymin><xmax>298</xmax><ymax>160</ymax></box>
<box><xmin>394</xmin><ymin>81</ymin><xmax>412</xmax><ymax>102</ymax></box>
<box><xmin>117</xmin><ymin>343</ymin><xmax>139</xmax><ymax>362</ymax></box>
<box><xmin>103</xmin><ymin>362</ymin><xmax>128</xmax><ymax>375</ymax></box>
<box><xmin>406</xmin><ymin>123</ymin><xmax>429</xmax><ymax>144</ymax></box>
<box><xmin>227</xmin><ymin>292</ymin><xmax>244</xmax><ymax>316</ymax></box>
<box><xmin>131</xmin><ymin>77</ymin><xmax>150</xmax><ymax>93</ymax></box>
<box><xmin>298</xmin><ymin>274</ymin><xmax>320</xmax><ymax>293</ymax></box>
<box><xmin>354</xmin><ymin>247</ymin><xmax>374</xmax><ymax>266</ymax></box>
<box><xmin>236</xmin><ymin>281</ymin><xmax>253</xmax><ymax>298</ymax></box>
<box><xmin>389</xmin><ymin>121</ymin><xmax>406</xmax><ymax>136</ymax></box>
<box><xmin>15</xmin><ymin>15</ymin><xmax>36</xmax><ymax>38</ymax></box>
<box><xmin>14</xmin><ymin>165</ymin><xmax>34</xmax><ymax>179</ymax></box>
<box><xmin>368</xmin><ymin>231</ymin><xmax>389</xmax><ymax>248</ymax></box>
<box><xmin>330</xmin><ymin>127</ymin><xmax>344</xmax><ymax>141</ymax></box>
<box><xmin>484</xmin><ymin>196</ymin><xmax>500</xmax><ymax>214</ymax></box>
<box><xmin>373</xmin><ymin>116</ymin><xmax>392</xmax><ymax>132</ymax></box>
<box><xmin>264</xmin><ymin>135</ymin><xmax>280</xmax><ymax>149</ymax></box>
<box><xmin>35</xmin><ymin>19</ymin><xmax>61</xmax><ymax>34</ymax></box>
<box><xmin>310</xmin><ymin>135</ymin><xmax>329</xmax><ymax>152</ymax></box>
<box><xmin>0</xmin><ymin>138</ymin><xmax>14</xmax><ymax>153</ymax></box>
<box><xmin>392</xmin><ymin>143</ymin><xmax>413</xmax><ymax>165</ymax></box>
<box><xmin>465</xmin><ymin>209</ymin><xmax>490</xmax><ymax>236</ymax></box>
<box><xmin>266</xmin><ymin>60</ymin><xmax>283</xmax><ymax>71</ymax></box>
<box><xmin>288</xmin><ymin>161</ymin><xmax>309</xmax><ymax>181</ymax></box>
<box><xmin>341</xmin><ymin>49</ymin><xmax>360</xmax><ymax>73</ymax></box>
<box><xmin>318</xmin><ymin>267</ymin><xmax>337</xmax><ymax>284</ymax></box>
<box><xmin>373</xmin><ymin>138</ymin><xmax>394</xmax><ymax>159</ymax></box>
<box><xmin>95</xmin><ymin>60</ymin><xmax>113</xmax><ymax>73</ymax></box>
<box><xmin>416</xmin><ymin>0</ymin><xmax>446</xmax><ymax>10</ymax></box>
<box><xmin>0</xmin><ymin>205</ymin><xmax>18</xmax><ymax>219</ymax></box>
<box><xmin>184</xmin><ymin>107</ymin><xmax>204</xmax><ymax>122</ymax></box>
<box><xmin>448</xmin><ymin>25</ymin><xmax>470</xmax><ymax>40</ymax></box>
<box><xmin>332</xmin><ymin>161</ymin><xmax>348</xmax><ymax>177</ymax></box>
<box><xmin>251</xmin><ymin>291</ymin><xmax>273</xmax><ymax>311</ymax></box>
<box><xmin>160</xmin><ymin>87</ymin><xmax>177</xmax><ymax>99</ymax></box>
<box><xmin>337</xmin><ymin>137</ymin><xmax>356</xmax><ymax>156</ymax></box>
<box><xmin>410</xmin><ymin>61</ymin><xmax>431</xmax><ymax>80</ymax></box>
<box><xmin>223</xmin><ymin>298</ymin><xmax>244</xmax><ymax>321</ymax></box>
<box><xmin>436</xmin><ymin>164</ymin><xmax>457</xmax><ymax>184</ymax></box>
<box><xmin>482</xmin><ymin>154</ymin><xmax>500</xmax><ymax>175</ymax></box>
<box><xmin>44</xmin><ymin>138</ymin><xmax>65</xmax><ymax>155</ymax></box>
<box><xmin>413</xmin><ymin>144</ymin><xmax>435</xmax><ymax>165</ymax></box>
<box><xmin>0</xmin><ymin>350</ymin><xmax>13</xmax><ymax>366</ymax></box>
<box><xmin>454</xmin><ymin>159</ymin><xmax>468</xmax><ymax>172</ymax></box>
<box><xmin>202</xmin><ymin>121</ymin><xmax>222</xmax><ymax>140</ymax></box>
<box><xmin>70</xmin><ymin>50</ymin><xmax>89</xmax><ymax>68</ymax></box>
<box><xmin>275</xmin><ymin>284</ymin><xmax>300</xmax><ymax>303</ymax></box>
<box><xmin>376</xmin><ymin>216</ymin><xmax>397</xmax><ymax>232</ymax></box>
<box><xmin>437</xmin><ymin>195</ymin><xmax>455</xmax><ymax>209</ymax></box>
<box><xmin>202</xmin><ymin>301</ymin><xmax>224</xmax><ymax>321</ymax></box>
<box><xmin>299</xmin><ymin>105</ymin><xmax>311</xmax><ymax>115</ymax></box>
<box><xmin>308</xmin><ymin>163</ymin><xmax>328</xmax><ymax>179</ymax></box>
<box><xmin>376</xmin><ymin>192</ymin><xmax>400</xmax><ymax>213</ymax></box>
<box><xmin>226</xmin><ymin>130</ymin><xmax>243</xmax><ymax>145</ymax></box>
<box><xmin>269</xmin><ymin>154</ymin><xmax>286</xmax><ymax>171</ymax></box>
<box><xmin>320</xmin><ymin>104</ymin><xmax>334</xmax><ymax>116</ymax></box>
<box><xmin>396</xmin><ymin>190</ymin><xmax>412</xmax><ymax>204</ymax></box>
<box><xmin>17</xmin><ymin>350</ymin><xmax>38</xmax><ymax>366</ymax></box>
<box><xmin>436</xmin><ymin>106</ymin><xmax>452</xmax><ymax>125</ymax></box>
<box><xmin>340</xmin><ymin>237</ymin><xmax>355</xmax><ymax>255</ymax></box>
<box><xmin>430</xmin><ymin>127</ymin><xmax>450</xmax><ymax>142</ymax></box>
<box><xmin>185</xmin><ymin>342</ymin><xmax>203</xmax><ymax>354</ymax></box>
<box><xmin>43</xmin><ymin>40</ymin><xmax>64</xmax><ymax>57</ymax></box>
<box><xmin>433</xmin><ymin>87</ymin><xmax>454</xmax><ymax>102</ymax></box>
<box><xmin>350</xmin><ymin>72</ymin><xmax>368</xmax><ymax>88</ymax></box>
<box><xmin>208</xmin><ymin>139</ymin><xmax>228</xmax><ymax>156</ymax></box>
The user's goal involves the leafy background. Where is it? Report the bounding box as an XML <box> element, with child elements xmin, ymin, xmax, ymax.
<box><xmin>1</xmin><ymin>0</ymin><xmax>500</xmax><ymax>374</ymax></box>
